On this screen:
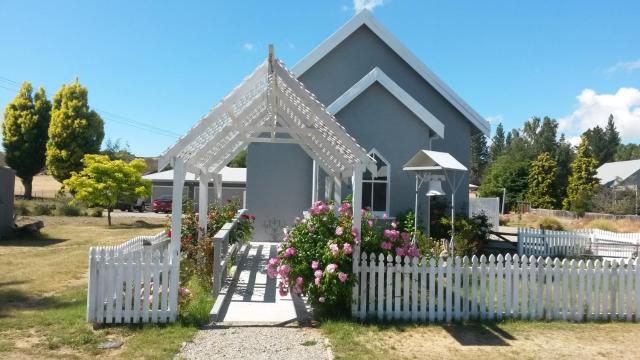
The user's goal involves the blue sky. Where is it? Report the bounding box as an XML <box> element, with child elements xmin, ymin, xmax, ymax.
<box><xmin>1</xmin><ymin>0</ymin><xmax>639</xmax><ymax>156</ymax></box>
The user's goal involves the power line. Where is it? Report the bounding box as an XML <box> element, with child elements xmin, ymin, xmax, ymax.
<box><xmin>0</xmin><ymin>75</ymin><xmax>179</xmax><ymax>138</ymax></box>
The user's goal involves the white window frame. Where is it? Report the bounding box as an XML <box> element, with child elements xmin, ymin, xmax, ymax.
<box><xmin>362</xmin><ymin>148</ymin><xmax>391</xmax><ymax>217</ymax></box>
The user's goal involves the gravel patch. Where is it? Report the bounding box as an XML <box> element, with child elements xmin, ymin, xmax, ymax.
<box><xmin>179</xmin><ymin>326</ymin><xmax>332</xmax><ymax>360</ymax></box>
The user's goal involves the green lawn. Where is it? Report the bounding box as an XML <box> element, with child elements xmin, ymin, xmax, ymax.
<box><xmin>0</xmin><ymin>215</ymin><xmax>204</xmax><ymax>359</ymax></box>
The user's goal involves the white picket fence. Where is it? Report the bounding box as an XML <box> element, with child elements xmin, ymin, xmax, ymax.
<box><xmin>86</xmin><ymin>232</ymin><xmax>180</xmax><ymax>324</ymax></box>
<box><xmin>352</xmin><ymin>251</ymin><xmax>640</xmax><ymax>322</ymax></box>
<box><xmin>518</xmin><ymin>228</ymin><xmax>640</xmax><ymax>259</ymax></box>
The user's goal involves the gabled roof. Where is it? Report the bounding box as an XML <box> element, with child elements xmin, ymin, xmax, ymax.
<box><xmin>326</xmin><ymin>67</ymin><xmax>445</xmax><ymax>138</ymax></box>
<box><xmin>159</xmin><ymin>52</ymin><xmax>376</xmax><ymax>179</ymax></box>
<box><xmin>403</xmin><ymin>150</ymin><xmax>467</xmax><ymax>172</ymax></box>
<box><xmin>596</xmin><ymin>159</ymin><xmax>640</xmax><ymax>186</ymax></box>
<box><xmin>292</xmin><ymin>9</ymin><xmax>490</xmax><ymax>136</ymax></box>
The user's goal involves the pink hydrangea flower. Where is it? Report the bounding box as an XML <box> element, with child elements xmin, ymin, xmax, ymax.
<box><xmin>339</xmin><ymin>202</ymin><xmax>351</xmax><ymax>216</ymax></box>
<box><xmin>383</xmin><ymin>213</ymin><xmax>388</xmax><ymax>219</ymax></box>
<box><xmin>384</xmin><ymin>229</ymin><xmax>400</xmax><ymax>241</ymax></box>
<box><xmin>314</xmin><ymin>277</ymin><xmax>321</xmax><ymax>286</ymax></box>
<box><xmin>335</xmin><ymin>226</ymin><xmax>344</xmax><ymax>236</ymax></box>
<box><xmin>395</xmin><ymin>247</ymin><xmax>406</xmax><ymax>257</ymax></box>
<box><xmin>338</xmin><ymin>272</ymin><xmax>348</xmax><ymax>283</ymax></box>
<box><xmin>284</xmin><ymin>247</ymin><xmax>296</xmax><ymax>257</ymax></box>
<box><xmin>326</xmin><ymin>263</ymin><xmax>338</xmax><ymax>273</ymax></box>
<box><xmin>407</xmin><ymin>245</ymin><xmax>420</xmax><ymax>258</ymax></box>
<box><xmin>351</xmin><ymin>226</ymin><xmax>360</xmax><ymax>240</ymax></box>
<box><xmin>314</xmin><ymin>270</ymin><xmax>323</xmax><ymax>278</ymax></box>
<box><xmin>296</xmin><ymin>276</ymin><xmax>304</xmax><ymax>286</ymax></box>
<box><xmin>381</xmin><ymin>241</ymin><xmax>392</xmax><ymax>250</ymax></box>
<box><xmin>278</xmin><ymin>264</ymin><xmax>291</xmax><ymax>277</ymax></box>
<box><xmin>311</xmin><ymin>260</ymin><xmax>319</xmax><ymax>270</ymax></box>
<box><xmin>367</xmin><ymin>219</ymin><xmax>374</xmax><ymax>227</ymax></box>
<box><xmin>343</xmin><ymin>243</ymin><xmax>352</xmax><ymax>255</ymax></box>
<box><xmin>329</xmin><ymin>243</ymin><xmax>340</xmax><ymax>256</ymax></box>
<box><xmin>278</xmin><ymin>281</ymin><xmax>288</xmax><ymax>297</ymax></box>
<box><xmin>401</xmin><ymin>232</ymin><xmax>410</xmax><ymax>242</ymax></box>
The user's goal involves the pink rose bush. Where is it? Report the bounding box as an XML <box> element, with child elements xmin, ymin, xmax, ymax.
<box><xmin>265</xmin><ymin>200</ymin><xmax>425</xmax><ymax>314</ymax></box>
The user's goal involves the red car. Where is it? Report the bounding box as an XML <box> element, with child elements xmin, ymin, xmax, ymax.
<box><xmin>152</xmin><ymin>195</ymin><xmax>172</xmax><ymax>213</ymax></box>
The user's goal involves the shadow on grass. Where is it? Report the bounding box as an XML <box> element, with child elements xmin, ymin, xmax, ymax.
<box><xmin>0</xmin><ymin>233</ymin><xmax>67</xmax><ymax>247</ymax></box>
<box><xmin>0</xmin><ymin>287</ymin><xmax>79</xmax><ymax>318</ymax></box>
<box><xmin>109</xmin><ymin>220</ymin><xmax>166</xmax><ymax>230</ymax></box>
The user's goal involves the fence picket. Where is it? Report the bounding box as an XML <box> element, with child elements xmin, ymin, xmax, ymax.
<box><xmin>471</xmin><ymin>255</ymin><xmax>478</xmax><ymax>319</ymax></box>
<box><xmin>378</xmin><ymin>254</ymin><xmax>385</xmax><ymax>321</ymax></box>
<box><xmin>360</xmin><ymin>253</ymin><xmax>368</xmax><ymax>320</ymax></box>
<box><xmin>496</xmin><ymin>254</ymin><xmax>504</xmax><ymax>320</ymax></box>
<box><xmin>369</xmin><ymin>254</ymin><xmax>376</xmax><ymax>318</ymax></box>
<box><xmin>437</xmin><ymin>258</ymin><xmax>445</xmax><ymax>321</ymax></box>
<box><xmin>453</xmin><ymin>257</ymin><xmax>461</xmax><ymax>321</ymax></box>
<box><xmin>479</xmin><ymin>255</ymin><xmax>487</xmax><ymax>320</ymax></box>
<box><xmin>411</xmin><ymin>257</ymin><xmax>419</xmax><ymax>322</ymax></box>
<box><xmin>462</xmin><ymin>256</ymin><xmax>470</xmax><ymax>321</ymax></box>
<box><xmin>403</xmin><ymin>256</ymin><xmax>411</xmax><ymax>321</ymax></box>
<box><xmin>420</xmin><ymin>258</ymin><xmax>427</xmax><ymax>322</ymax></box>
<box><xmin>394</xmin><ymin>255</ymin><xmax>402</xmax><ymax>320</ymax></box>
<box><xmin>428</xmin><ymin>258</ymin><xmax>436</xmax><ymax>322</ymax></box>
<box><xmin>386</xmin><ymin>254</ymin><xmax>394</xmax><ymax>321</ymax></box>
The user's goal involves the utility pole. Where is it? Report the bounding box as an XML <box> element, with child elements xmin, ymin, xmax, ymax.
<box><xmin>501</xmin><ymin>188</ymin><xmax>506</xmax><ymax>214</ymax></box>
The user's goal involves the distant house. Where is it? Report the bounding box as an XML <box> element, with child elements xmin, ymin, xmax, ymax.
<box><xmin>143</xmin><ymin>167</ymin><xmax>246</xmax><ymax>207</ymax></box>
<box><xmin>596</xmin><ymin>159</ymin><xmax>640</xmax><ymax>188</ymax></box>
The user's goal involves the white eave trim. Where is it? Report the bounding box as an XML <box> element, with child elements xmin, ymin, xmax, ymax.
<box><xmin>292</xmin><ymin>9</ymin><xmax>490</xmax><ymax>137</ymax></box>
<box><xmin>326</xmin><ymin>67</ymin><xmax>445</xmax><ymax>138</ymax></box>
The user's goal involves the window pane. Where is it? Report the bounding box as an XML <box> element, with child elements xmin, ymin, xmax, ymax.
<box><xmin>362</xmin><ymin>182</ymin><xmax>372</xmax><ymax>209</ymax></box>
<box><xmin>363</xmin><ymin>169</ymin><xmax>373</xmax><ymax>180</ymax></box>
<box><xmin>373</xmin><ymin>183</ymin><xmax>387</xmax><ymax>211</ymax></box>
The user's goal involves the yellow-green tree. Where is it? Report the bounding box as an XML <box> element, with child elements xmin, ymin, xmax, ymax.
<box><xmin>46</xmin><ymin>79</ymin><xmax>104</xmax><ymax>182</ymax></box>
<box><xmin>525</xmin><ymin>152</ymin><xmax>557</xmax><ymax>209</ymax></box>
<box><xmin>563</xmin><ymin>136</ymin><xmax>599</xmax><ymax>214</ymax></box>
<box><xmin>1</xmin><ymin>82</ymin><xmax>51</xmax><ymax>198</ymax></box>
<box><xmin>64</xmin><ymin>154</ymin><xmax>150</xmax><ymax>225</ymax></box>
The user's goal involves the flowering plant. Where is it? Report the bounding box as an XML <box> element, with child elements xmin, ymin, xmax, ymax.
<box><xmin>266</xmin><ymin>200</ymin><xmax>423</xmax><ymax>314</ymax></box>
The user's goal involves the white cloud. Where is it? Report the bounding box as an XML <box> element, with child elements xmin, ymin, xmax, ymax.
<box><xmin>559</xmin><ymin>87</ymin><xmax>640</xmax><ymax>142</ymax></box>
<box><xmin>243</xmin><ymin>42</ymin><xmax>255</xmax><ymax>51</ymax></box>
<box><xmin>353</xmin><ymin>0</ymin><xmax>386</xmax><ymax>13</ymax></box>
<box><xmin>565</xmin><ymin>136</ymin><xmax>582</xmax><ymax>147</ymax></box>
<box><xmin>606</xmin><ymin>59</ymin><xmax>640</xmax><ymax>74</ymax></box>
<box><xmin>341</xmin><ymin>4</ymin><xmax>350</xmax><ymax>12</ymax></box>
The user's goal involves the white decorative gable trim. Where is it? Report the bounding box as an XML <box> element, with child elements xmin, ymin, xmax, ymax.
<box><xmin>327</xmin><ymin>67</ymin><xmax>445</xmax><ymax>138</ymax></box>
<box><xmin>292</xmin><ymin>9</ymin><xmax>490</xmax><ymax>136</ymax></box>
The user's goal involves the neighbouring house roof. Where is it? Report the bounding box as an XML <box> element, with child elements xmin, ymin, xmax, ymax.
<box><xmin>159</xmin><ymin>51</ymin><xmax>376</xmax><ymax>179</ymax></box>
<box><xmin>403</xmin><ymin>150</ymin><xmax>468</xmax><ymax>172</ymax></box>
<box><xmin>596</xmin><ymin>159</ymin><xmax>640</xmax><ymax>187</ymax></box>
<box><xmin>292</xmin><ymin>9</ymin><xmax>490</xmax><ymax>136</ymax></box>
<box><xmin>144</xmin><ymin>167</ymin><xmax>246</xmax><ymax>184</ymax></box>
<box><xmin>326</xmin><ymin>67</ymin><xmax>445</xmax><ymax>138</ymax></box>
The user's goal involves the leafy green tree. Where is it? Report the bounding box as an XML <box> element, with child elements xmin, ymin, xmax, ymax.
<box><xmin>521</xmin><ymin>116</ymin><xmax>558</xmax><ymax>157</ymax></box>
<box><xmin>46</xmin><ymin>79</ymin><xmax>104</xmax><ymax>182</ymax></box>
<box><xmin>614</xmin><ymin>143</ymin><xmax>640</xmax><ymax>161</ymax></box>
<box><xmin>469</xmin><ymin>132</ymin><xmax>489</xmax><ymax>185</ymax></box>
<box><xmin>583</xmin><ymin>115</ymin><xmax>620</xmax><ymax>166</ymax></box>
<box><xmin>228</xmin><ymin>149</ymin><xmax>247</xmax><ymax>168</ymax></box>
<box><xmin>64</xmin><ymin>154</ymin><xmax>150</xmax><ymax>225</ymax></box>
<box><xmin>102</xmin><ymin>138</ymin><xmax>135</xmax><ymax>162</ymax></box>
<box><xmin>478</xmin><ymin>152</ymin><xmax>529</xmax><ymax>211</ymax></box>
<box><xmin>554</xmin><ymin>134</ymin><xmax>574</xmax><ymax>207</ymax></box>
<box><xmin>1</xmin><ymin>82</ymin><xmax>51</xmax><ymax>198</ymax></box>
<box><xmin>563</xmin><ymin>136</ymin><xmax>599</xmax><ymax>213</ymax></box>
<box><xmin>489</xmin><ymin>123</ymin><xmax>506</xmax><ymax>162</ymax></box>
<box><xmin>526</xmin><ymin>152</ymin><xmax>557</xmax><ymax>209</ymax></box>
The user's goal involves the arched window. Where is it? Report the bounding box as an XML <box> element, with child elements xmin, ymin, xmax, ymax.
<box><xmin>362</xmin><ymin>149</ymin><xmax>390</xmax><ymax>215</ymax></box>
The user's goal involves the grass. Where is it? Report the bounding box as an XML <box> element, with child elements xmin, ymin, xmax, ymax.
<box><xmin>502</xmin><ymin>213</ymin><xmax>640</xmax><ymax>233</ymax></box>
<box><xmin>321</xmin><ymin>319</ymin><xmax>640</xmax><ymax>360</ymax></box>
<box><xmin>0</xmin><ymin>214</ymin><xmax>204</xmax><ymax>359</ymax></box>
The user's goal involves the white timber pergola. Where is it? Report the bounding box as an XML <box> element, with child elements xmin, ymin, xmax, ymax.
<box><xmin>159</xmin><ymin>46</ymin><xmax>376</xmax><ymax>258</ymax></box>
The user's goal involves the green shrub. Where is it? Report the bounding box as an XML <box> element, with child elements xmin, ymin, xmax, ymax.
<box><xmin>33</xmin><ymin>203</ymin><xmax>54</xmax><ymax>216</ymax></box>
<box><xmin>55</xmin><ymin>202</ymin><xmax>83</xmax><ymax>217</ymax></box>
<box><xmin>586</xmin><ymin>219</ymin><xmax>617</xmax><ymax>232</ymax></box>
<box><xmin>535</xmin><ymin>217</ymin><xmax>565</xmax><ymax>231</ymax></box>
<box><xmin>14</xmin><ymin>201</ymin><xmax>30</xmax><ymax>216</ymax></box>
<box><xmin>436</xmin><ymin>213</ymin><xmax>493</xmax><ymax>257</ymax></box>
<box><xmin>88</xmin><ymin>207</ymin><xmax>103</xmax><ymax>217</ymax></box>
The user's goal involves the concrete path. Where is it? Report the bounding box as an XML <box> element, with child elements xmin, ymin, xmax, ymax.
<box><xmin>213</xmin><ymin>242</ymin><xmax>304</xmax><ymax>325</ymax></box>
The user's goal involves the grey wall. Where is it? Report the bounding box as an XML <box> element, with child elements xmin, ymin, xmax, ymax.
<box><xmin>247</xmin><ymin>143</ymin><xmax>312</xmax><ymax>241</ymax></box>
<box><xmin>0</xmin><ymin>167</ymin><xmax>15</xmax><ymax>238</ymax></box>
<box><xmin>299</xmin><ymin>25</ymin><xmax>472</xmax><ymax>215</ymax></box>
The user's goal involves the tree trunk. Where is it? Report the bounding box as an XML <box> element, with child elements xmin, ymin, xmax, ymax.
<box><xmin>21</xmin><ymin>177</ymin><xmax>33</xmax><ymax>199</ymax></box>
<box><xmin>107</xmin><ymin>207</ymin><xmax>112</xmax><ymax>226</ymax></box>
